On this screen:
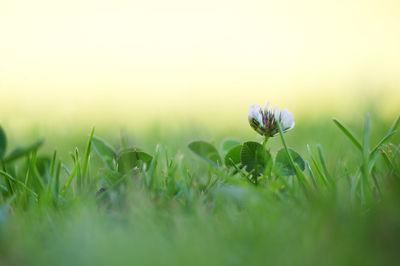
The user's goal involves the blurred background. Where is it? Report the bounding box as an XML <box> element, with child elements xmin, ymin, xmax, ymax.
<box><xmin>1</xmin><ymin>0</ymin><xmax>399</xmax><ymax>132</ymax></box>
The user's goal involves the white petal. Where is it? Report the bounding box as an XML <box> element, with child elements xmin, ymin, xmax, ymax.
<box><xmin>247</xmin><ymin>104</ymin><xmax>262</xmax><ymax>123</ymax></box>
<box><xmin>263</xmin><ymin>101</ymin><xmax>270</xmax><ymax>113</ymax></box>
<box><xmin>280</xmin><ymin>108</ymin><xmax>289</xmax><ymax>119</ymax></box>
<box><xmin>273</xmin><ymin>106</ymin><xmax>280</xmax><ymax>121</ymax></box>
<box><xmin>288</xmin><ymin>121</ymin><xmax>295</xmax><ymax>130</ymax></box>
<box><xmin>281</xmin><ymin>108</ymin><xmax>295</xmax><ymax>130</ymax></box>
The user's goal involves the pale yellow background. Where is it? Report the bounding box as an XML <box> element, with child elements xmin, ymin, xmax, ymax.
<box><xmin>1</xmin><ymin>0</ymin><xmax>399</xmax><ymax>129</ymax></box>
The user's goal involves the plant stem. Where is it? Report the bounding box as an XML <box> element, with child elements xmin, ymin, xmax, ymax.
<box><xmin>262</xmin><ymin>136</ymin><xmax>269</xmax><ymax>149</ymax></box>
<box><xmin>277</xmin><ymin>122</ymin><xmax>309</xmax><ymax>190</ymax></box>
<box><xmin>260</xmin><ymin>136</ymin><xmax>271</xmax><ymax>184</ymax></box>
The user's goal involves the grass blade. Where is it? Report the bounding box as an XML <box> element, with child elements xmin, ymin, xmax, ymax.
<box><xmin>305</xmin><ymin>161</ymin><xmax>318</xmax><ymax>188</ymax></box>
<box><xmin>307</xmin><ymin>144</ymin><xmax>329</xmax><ymax>186</ymax></box>
<box><xmin>29</xmin><ymin>151</ymin><xmax>45</xmax><ymax>191</ymax></box>
<box><xmin>92</xmin><ymin>136</ymin><xmax>117</xmax><ymax>169</ymax></box>
<box><xmin>277</xmin><ymin>122</ymin><xmax>309</xmax><ymax>190</ymax></box>
<box><xmin>82</xmin><ymin>127</ymin><xmax>95</xmax><ymax>183</ymax></box>
<box><xmin>369</xmin><ymin>115</ymin><xmax>399</xmax><ymax>159</ymax></box>
<box><xmin>0</xmin><ymin>170</ymin><xmax>38</xmax><ymax>199</ymax></box>
<box><xmin>332</xmin><ymin>118</ymin><xmax>362</xmax><ymax>151</ymax></box>
<box><xmin>361</xmin><ymin>114</ymin><xmax>372</xmax><ymax>204</ymax></box>
<box><xmin>61</xmin><ymin>148</ymin><xmax>80</xmax><ymax>196</ymax></box>
<box><xmin>369</xmin><ymin>131</ymin><xmax>396</xmax><ymax>160</ymax></box>
<box><xmin>4</xmin><ymin>139</ymin><xmax>45</xmax><ymax>164</ymax></box>
<box><xmin>317</xmin><ymin>144</ymin><xmax>332</xmax><ymax>184</ymax></box>
<box><xmin>389</xmin><ymin>115</ymin><xmax>400</xmax><ymax>133</ymax></box>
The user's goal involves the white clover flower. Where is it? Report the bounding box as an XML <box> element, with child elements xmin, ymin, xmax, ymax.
<box><xmin>247</xmin><ymin>102</ymin><xmax>295</xmax><ymax>137</ymax></box>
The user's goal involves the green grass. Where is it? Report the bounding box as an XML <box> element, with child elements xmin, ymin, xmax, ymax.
<box><xmin>0</xmin><ymin>112</ymin><xmax>399</xmax><ymax>266</ymax></box>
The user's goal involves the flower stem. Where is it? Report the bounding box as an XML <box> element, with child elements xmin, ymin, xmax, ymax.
<box><xmin>262</xmin><ymin>136</ymin><xmax>269</xmax><ymax>150</ymax></box>
<box><xmin>277</xmin><ymin>121</ymin><xmax>310</xmax><ymax>190</ymax></box>
<box><xmin>259</xmin><ymin>136</ymin><xmax>271</xmax><ymax>185</ymax></box>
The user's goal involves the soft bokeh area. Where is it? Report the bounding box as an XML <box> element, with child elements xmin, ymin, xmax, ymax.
<box><xmin>2</xmin><ymin>2</ymin><xmax>400</xmax><ymax>266</ymax></box>
<box><xmin>1</xmin><ymin>0</ymin><xmax>399</xmax><ymax>131</ymax></box>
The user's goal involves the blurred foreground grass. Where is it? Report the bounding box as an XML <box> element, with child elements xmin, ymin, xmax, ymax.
<box><xmin>0</xmin><ymin>110</ymin><xmax>399</xmax><ymax>266</ymax></box>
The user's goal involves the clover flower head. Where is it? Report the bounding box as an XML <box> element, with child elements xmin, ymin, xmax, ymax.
<box><xmin>247</xmin><ymin>102</ymin><xmax>295</xmax><ymax>137</ymax></box>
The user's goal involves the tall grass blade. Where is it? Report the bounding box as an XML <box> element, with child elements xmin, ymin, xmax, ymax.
<box><xmin>350</xmin><ymin>170</ymin><xmax>361</xmax><ymax>205</ymax></box>
<box><xmin>317</xmin><ymin>144</ymin><xmax>332</xmax><ymax>184</ymax></box>
<box><xmin>82</xmin><ymin>127</ymin><xmax>95</xmax><ymax>183</ymax></box>
<box><xmin>305</xmin><ymin>161</ymin><xmax>318</xmax><ymax>188</ymax></box>
<box><xmin>361</xmin><ymin>114</ymin><xmax>372</xmax><ymax>204</ymax></box>
<box><xmin>307</xmin><ymin>144</ymin><xmax>329</xmax><ymax>186</ymax></box>
<box><xmin>30</xmin><ymin>151</ymin><xmax>45</xmax><ymax>191</ymax></box>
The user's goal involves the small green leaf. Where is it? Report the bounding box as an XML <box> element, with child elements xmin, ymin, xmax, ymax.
<box><xmin>221</xmin><ymin>139</ymin><xmax>241</xmax><ymax>157</ymax></box>
<box><xmin>0</xmin><ymin>126</ymin><xmax>7</xmax><ymax>159</ymax></box>
<box><xmin>224</xmin><ymin>144</ymin><xmax>242</xmax><ymax>167</ymax></box>
<box><xmin>240</xmin><ymin>141</ymin><xmax>271</xmax><ymax>176</ymax></box>
<box><xmin>4</xmin><ymin>139</ymin><xmax>45</xmax><ymax>164</ymax></box>
<box><xmin>275</xmin><ymin>148</ymin><xmax>305</xmax><ymax>176</ymax></box>
<box><xmin>117</xmin><ymin>149</ymin><xmax>153</xmax><ymax>174</ymax></box>
<box><xmin>188</xmin><ymin>141</ymin><xmax>222</xmax><ymax>167</ymax></box>
<box><xmin>92</xmin><ymin>136</ymin><xmax>117</xmax><ymax>169</ymax></box>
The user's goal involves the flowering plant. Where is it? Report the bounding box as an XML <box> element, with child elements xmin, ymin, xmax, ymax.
<box><xmin>188</xmin><ymin>101</ymin><xmax>305</xmax><ymax>186</ymax></box>
<box><xmin>247</xmin><ymin>102</ymin><xmax>295</xmax><ymax>137</ymax></box>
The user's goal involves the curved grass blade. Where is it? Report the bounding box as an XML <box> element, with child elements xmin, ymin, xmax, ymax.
<box><xmin>370</xmin><ymin>131</ymin><xmax>397</xmax><ymax>160</ymax></box>
<box><xmin>92</xmin><ymin>136</ymin><xmax>117</xmax><ymax>169</ymax></box>
<box><xmin>389</xmin><ymin>115</ymin><xmax>400</xmax><ymax>133</ymax></box>
<box><xmin>369</xmin><ymin>116</ymin><xmax>399</xmax><ymax>159</ymax></box>
<box><xmin>332</xmin><ymin>118</ymin><xmax>362</xmax><ymax>152</ymax></box>
<box><xmin>4</xmin><ymin>139</ymin><xmax>45</xmax><ymax>164</ymax></box>
<box><xmin>0</xmin><ymin>170</ymin><xmax>38</xmax><ymax>199</ymax></box>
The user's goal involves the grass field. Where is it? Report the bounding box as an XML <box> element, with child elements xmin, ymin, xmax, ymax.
<box><xmin>2</xmin><ymin>0</ymin><xmax>400</xmax><ymax>264</ymax></box>
<box><xmin>0</xmin><ymin>109</ymin><xmax>399</xmax><ymax>266</ymax></box>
